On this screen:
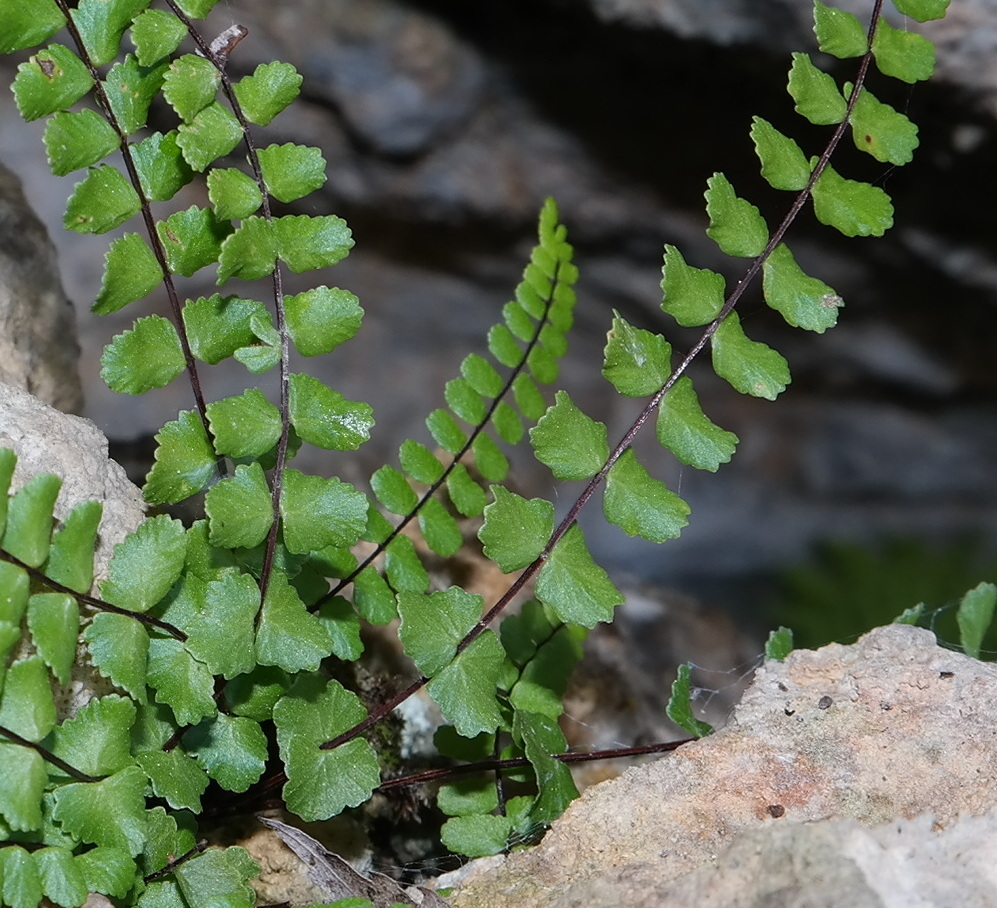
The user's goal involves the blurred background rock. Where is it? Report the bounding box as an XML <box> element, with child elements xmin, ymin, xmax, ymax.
<box><xmin>2</xmin><ymin>0</ymin><xmax>997</xmax><ymax>639</ymax></box>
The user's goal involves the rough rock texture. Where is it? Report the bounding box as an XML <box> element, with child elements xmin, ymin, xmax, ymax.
<box><xmin>0</xmin><ymin>383</ymin><xmax>146</xmax><ymax>715</ymax></box>
<box><xmin>516</xmin><ymin>809</ymin><xmax>997</xmax><ymax>908</ymax></box>
<box><xmin>0</xmin><ymin>383</ymin><xmax>145</xmax><ymax>578</ymax></box>
<box><xmin>641</xmin><ymin>812</ymin><xmax>997</xmax><ymax>908</ymax></box>
<box><xmin>447</xmin><ymin>625</ymin><xmax>997</xmax><ymax>907</ymax></box>
<box><xmin>0</xmin><ymin>162</ymin><xmax>81</xmax><ymax>413</ymax></box>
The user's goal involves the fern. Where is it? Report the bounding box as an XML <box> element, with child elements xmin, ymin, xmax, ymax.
<box><xmin>0</xmin><ymin>0</ymin><xmax>954</xmax><ymax>904</ymax></box>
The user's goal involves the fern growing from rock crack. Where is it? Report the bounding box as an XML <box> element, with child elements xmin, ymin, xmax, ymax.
<box><xmin>0</xmin><ymin>0</ymin><xmax>951</xmax><ymax>904</ymax></box>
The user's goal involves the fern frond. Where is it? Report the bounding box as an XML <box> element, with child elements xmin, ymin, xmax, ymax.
<box><xmin>338</xmin><ymin>199</ymin><xmax>578</xmax><ymax>605</ymax></box>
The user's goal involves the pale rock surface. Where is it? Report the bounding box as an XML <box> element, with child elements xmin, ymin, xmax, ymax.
<box><xmin>0</xmin><ymin>383</ymin><xmax>145</xmax><ymax>579</ymax></box>
<box><xmin>0</xmin><ymin>383</ymin><xmax>146</xmax><ymax>715</ymax></box>
<box><xmin>652</xmin><ymin>811</ymin><xmax>997</xmax><ymax>908</ymax></box>
<box><xmin>0</xmin><ymin>161</ymin><xmax>81</xmax><ymax>413</ymax></box>
<box><xmin>447</xmin><ymin>624</ymin><xmax>997</xmax><ymax>907</ymax></box>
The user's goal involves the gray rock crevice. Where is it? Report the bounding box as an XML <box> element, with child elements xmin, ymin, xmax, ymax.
<box><xmin>0</xmin><ymin>162</ymin><xmax>81</xmax><ymax>414</ymax></box>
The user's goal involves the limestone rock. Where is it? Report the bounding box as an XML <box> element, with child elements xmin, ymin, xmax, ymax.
<box><xmin>644</xmin><ymin>811</ymin><xmax>997</xmax><ymax>908</ymax></box>
<box><xmin>0</xmin><ymin>383</ymin><xmax>146</xmax><ymax>715</ymax></box>
<box><xmin>447</xmin><ymin>625</ymin><xmax>997</xmax><ymax>907</ymax></box>
<box><xmin>0</xmin><ymin>383</ymin><xmax>145</xmax><ymax>578</ymax></box>
<box><xmin>0</xmin><ymin>161</ymin><xmax>81</xmax><ymax>413</ymax></box>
